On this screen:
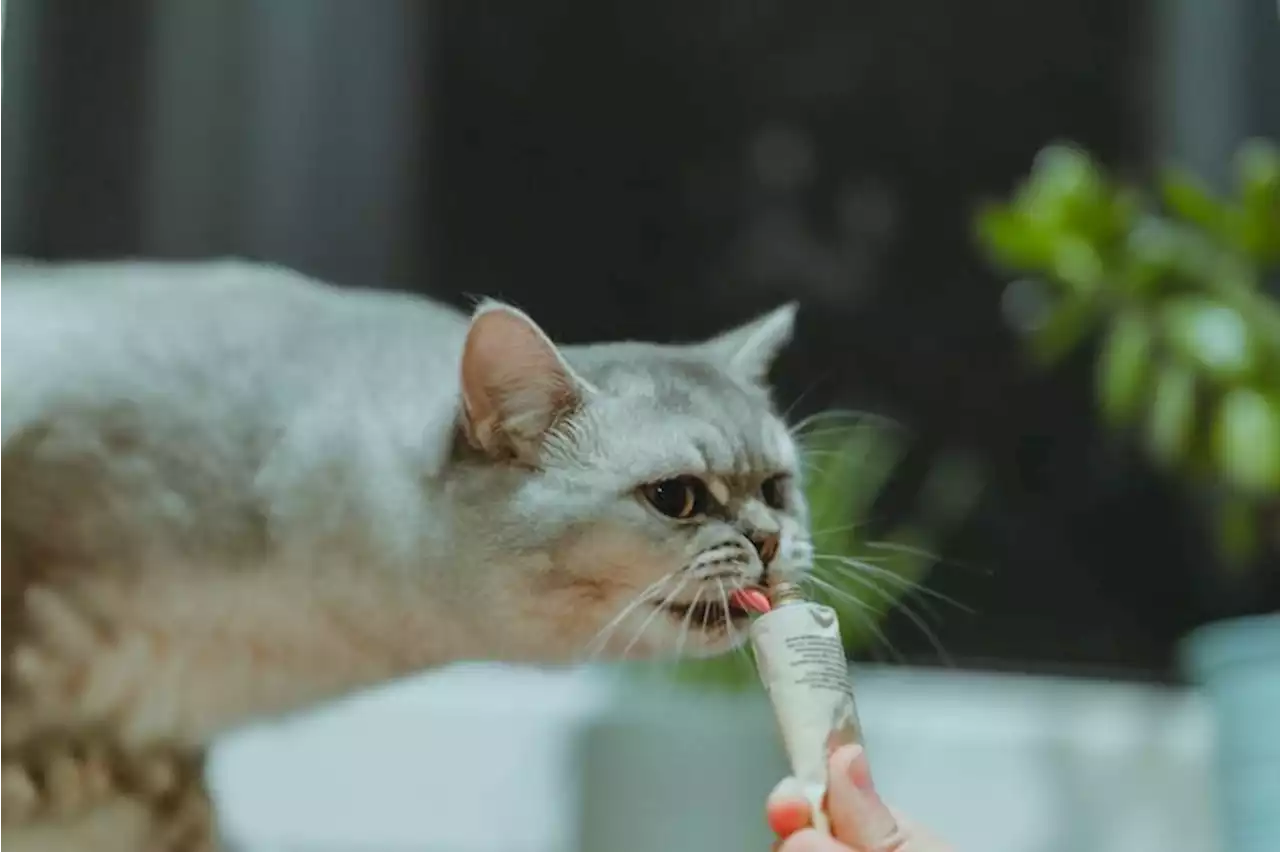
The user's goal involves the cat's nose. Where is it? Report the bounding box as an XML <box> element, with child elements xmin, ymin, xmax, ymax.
<box><xmin>749</xmin><ymin>531</ymin><xmax>780</xmax><ymax>565</ymax></box>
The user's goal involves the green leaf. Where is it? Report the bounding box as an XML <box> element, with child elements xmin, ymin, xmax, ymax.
<box><xmin>822</xmin><ymin>451</ymin><xmax>984</xmax><ymax>653</ymax></box>
<box><xmin>1051</xmin><ymin>235</ymin><xmax>1105</xmax><ymax>296</ymax></box>
<box><xmin>1031</xmin><ymin>144</ymin><xmax>1099</xmax><ymax>193</ymax></box>
<box><xmin>1159</xmin><ymin>296</ymin><xmax>1257</xmax><ymax>383</ymax></box>
<box><xmin>1022</xmin><ymin>144</ymin><xmax>1108</xmax><ymax>232</ymax></box>
<box><xmin>972</xmin><ymin>138</ymin><xmax>1280</xmax><ymax>584</ymax></box>
<box><xmin>1212</xmin><ymin>387</ymin><xmax>1280</xmax><ymax>495</ymax></box>
<box><xmin>762</xmin><ymin>419</ymin><xmax>919</xmax><ymax>659</ymax></box>
<box><xmin>801</xmin><ymin>418</ymin><xmax>906</xmax><ymax>557</ymax></box>
<box><xmin>1028</xmin><ymin>296</ymin><xmax>1100</xmax><ymax>366</ymax></box>
<box><xmin>1097</xmin><ymin>312</ymin><xmax>1154</xmax><ymax>426</ymax></box>
<box><xmin>1215</xmin><ymin>495</ymin><xmax>1261</xmax><ymax>570</ymax></box>
<box><xmin>826</xmin><ymin>525</ymin><xmax>936</xmax><ymax>654</ymax></box>
<box><xmin>975</xmin><ymin>204</ymin><xmax>1056</xmax><ymax>270</ymax></box>
<box><xmin>914</xmin><ymin>450</ymin><xmax>986</xmax><ymax>533</ymax></box>
<box><xmin>1123</xmin><ymin>217</ymin><xmax>1182</xmax><ymax>294</ymax></box>
<box><xmin>1146</xmin><ymin>364</ymin><xmax>1198</xmax><ymax>467</ymax></box>
<box><xmin>1237</xmin><ymin>138</ymin><xmax>1280</xmax><ymax>199</ymax></box>
<box><xmin>1168</xmin><ymin>223</ymin><xmax>1226</xmax><ymax>283</ymax></box>
<box><xmin>1235</xmin><ymin>139</ymin><xmax>1280</xmax><ymax>262</ymax></box>
<box><xmin>1104</xmin><ymin>187</ymin><xmax>1143</xmax><ymax>246</ymax></box>
<box><xmin>666</xmin><ymin>652</ymin><xmax>758</xmax><ymax>693</ymax></box>
<box><xmin>1162</xmin><ymin>168</ymin><xmax>1231</xmax><ymax>235</ymax></box>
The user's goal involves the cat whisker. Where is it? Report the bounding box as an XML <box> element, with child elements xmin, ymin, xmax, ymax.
<box><xmin>619</xmin><ymin>577</ymin><xmax>690</xmax><ymax>660</ymax></box>
<box><xmin>800</xmin><ymin>447</ymin><xmax>870</xmax><ymax>460</ymax></box>
<box><xmin>674</xmin><ymin>586</ymin><xmax>703</xmax><ymax>660</ymax></box>
<box><xmin>582</xmin><ymin>571</ymin><xmax>678</xmax><ymax>661</ymax></box>
<box><xmin>788</xmin><ymin>410</ymin><xmax>849</xmax><ymax>436</ymax></box>
<box><xmin>808</xmin><ymin>521</ymin><xmax>868</xmax><ymax>539</ymax></box>
<box><xmin>813</xmin><ymin>554</ymin><xmax>929</xmax><ymax>599</ymax></box>
<box><xmin>800</xmin><ymin>572</ymin><xmax>883</xmax><ymax>616</ymax></box>
<box><xmin>811</xmin><ymin>557</ymin><xmax>920</xmax><ymax>607</ymax></box>
<box><xmin>714</xmin><ymin>579</ymin><xmax>747</xmax><ymax>656</ymax></box>
<box><xmin>812</xmin><ymin>553</ymin><xmax>972</xmax><ymax>613</ymax></box>
<box><xmin>780</xmin><ymin>382</ymin><xmax>822</xmax><ymax>424</ymax></box>
<box><xmin>583</xmin><ymin>575</ymin><xmax>672</xmax><ymax>659</ymax></box>
<box><xmin>861</xmin><ymin>539</ymin><xmax>939</xmax><ymax>561</ymax></box>
<box><xmin>862</xmin><ymin>540</ymin><xmax>990</xmax><ymax>576</ymax></box>
<box><xmin>789</xmin><ymin>409</ymin><xmax>897</xmax><ymax>437</ymax></box>
<box><xmin>726</xmin><ymin>578</ymin><xmax>759</xmax><ymax>667</ymax></box>
<box><xmin>811</xmin><ymin>548</ymin><xmax>976</xmax><ymax>664</ymax></box>
<box><xmin>800</xmin><ymin>574</ymin><xmax>905</xmax><ymax>664</ymax></box>
<box><xmin>809</xmin><ymin>559</ymin><xmax>953</xmax><ymax>665</ymax></box>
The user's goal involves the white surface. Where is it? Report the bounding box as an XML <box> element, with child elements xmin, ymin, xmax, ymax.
<box><xmin>846</xmin><ymin>668</ymin><xmax>1216</xmax><ymax>852</ymax></box>
<box><xmin>209</xmin><ymin>663</ymin><xmax>1220</xmax><ymax>852</ymax></box>
<box><xmin>210</xmin><ymin>664</ymin><xmax>613</xmax><ymax>852</ymax></box>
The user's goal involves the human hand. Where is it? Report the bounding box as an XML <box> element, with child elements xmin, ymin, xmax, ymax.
<box><xmin>765</xmin><ymin>744</ymin><xmax>955</xmax><ymax>851</ymax></box>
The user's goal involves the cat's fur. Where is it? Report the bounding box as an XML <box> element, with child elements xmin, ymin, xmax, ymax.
<box><xmin>1</xmin><ymin>259</ymin><xmax>812</xmax><ymax>850</ymax></box>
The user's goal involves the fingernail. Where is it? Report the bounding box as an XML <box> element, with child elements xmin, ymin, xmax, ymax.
<box><xmin>843</xmin><ymin>745</ymin><xmax>876</xmax><ymax>794</ymax></box>
<box><xmin>773</xmin><ymin>776</ymin><xmax>806</xmax><ymax>800</ymax></box>
<box><xmin>840</xmin><ymin>747</ymin><xmax>900</xmax><ymax>843</ymax></box>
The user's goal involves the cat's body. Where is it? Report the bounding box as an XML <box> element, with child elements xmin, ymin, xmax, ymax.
<box><xmin>1</xmin><ymin>259</ymin><xmax>809</xmax><ymax>851</ymax></box>
<box><xmin>4</xmin><ymin>261</ymin><xmax>487</xmax><ymax>747</ymax></box>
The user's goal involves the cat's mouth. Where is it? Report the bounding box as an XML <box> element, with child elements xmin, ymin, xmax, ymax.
<box><xmin>660</xmin><ymin>597</ymin><xmax>752</xmax><ymax>628</ymax></box>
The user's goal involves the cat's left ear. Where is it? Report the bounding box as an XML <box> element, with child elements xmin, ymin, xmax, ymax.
<box><xmin>459</xmin><ymin>301</ymin><xmax>588</xmax><ymax>464</ymax></box>
<box><xmin>700</xmin><ymin>302</ymin><xmax>798</xmax><ymax>384</ymax></box>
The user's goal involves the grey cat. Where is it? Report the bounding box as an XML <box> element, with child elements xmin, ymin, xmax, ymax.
<box><xmin>1</xmin><ymin>259</ymin><xmax>812</xmax><ymax>851</ymax></box>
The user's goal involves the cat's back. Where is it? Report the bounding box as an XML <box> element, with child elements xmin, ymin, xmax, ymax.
<box><xmin>1</xmin><ymin>257</ymin><xmax>466</xmax><ymax>382</ymax></box>
<box><xmin>1</xmin><ymin>258</ymin><xmax>469</xmax><ymax>440</ymax></box>
<box><xmin>2</xmin><ymin>258</ymin><xmax>470</xmax><ymax>572</ymax></box>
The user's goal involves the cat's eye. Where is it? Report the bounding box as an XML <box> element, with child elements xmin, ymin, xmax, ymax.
<box><xmin>641</xmin><ymin>476</ymin><xmax>710</xmax><ymax>520</ymax></box>
<box><xmin>760</xmin><ymin>475</ymin><xmax>789</xmax><ymax>510</ymax></box>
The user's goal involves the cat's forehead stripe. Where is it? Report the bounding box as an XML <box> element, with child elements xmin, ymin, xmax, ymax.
<box><xmin>692</xmin><ymin>430</ymin><xmax>736</xmax><ymax>473</ymax></box>
<box><xmin>692</xmin><ymin>420</ymin><xmax>791</xmax><ymax>479</ymax></box>
<box><xmin>574</xmin><ymin>346</ymin><xmax>799</xmax><ymax>480</ymax></box>
<box><xmin>681</xmin><ymin>385</ymin><xmax>796</xmax><ymax>476</ymax></box>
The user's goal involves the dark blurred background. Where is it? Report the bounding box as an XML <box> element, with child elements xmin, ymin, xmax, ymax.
<box><xmin>4</xmin><ymin>0</ymin><xmax>1278</xmax><ymax>681</ymax></box>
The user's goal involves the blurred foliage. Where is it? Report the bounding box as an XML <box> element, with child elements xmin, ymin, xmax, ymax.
<box><xmin>976</xmin><ymin>139</ymin><xmax>1280</xmax><ymax>569</ymax></box>
<box><xmin>664</xmin><ymin>417</ymin><xmax>984</xmax><ymax>692</ymax></box>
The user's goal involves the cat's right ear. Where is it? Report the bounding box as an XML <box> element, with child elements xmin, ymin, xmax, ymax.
<box><xmin>700</xmin><ymin>302</ymin><xmax>797</xmax><ymax>385</ymax></box>
<box><xmin>459</xmin><ymin>301</ymin><xmax>587</xmax><ymax>464</ymax></box>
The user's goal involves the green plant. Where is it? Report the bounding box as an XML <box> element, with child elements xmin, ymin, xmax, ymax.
<box><xmin>663</xmin><ymin>417</ymin><xmax>983</xmax><ymax>691</ymax></box>
<box><xmin>976</xmin><ymin>139</ymin><xmax>1280</xmax><ymax>567</ymax></box>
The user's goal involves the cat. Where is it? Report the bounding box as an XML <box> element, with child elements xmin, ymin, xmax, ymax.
<box><xmin>1</xmin><ymin>258</ymin><xmax>813</xmax><ymax>851</ymax></box>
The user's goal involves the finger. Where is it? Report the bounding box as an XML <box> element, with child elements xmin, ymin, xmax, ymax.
<box><xmin>766</xmin><ymin>776</ymin><xmax>812</xmax><ymax>838</ymax></box>
<box><xmin>826</xmin><ymin>745</ymin><xmax>907</xmax><ymax>851</ymax></box>
<box><xmin>767</xmin><ymin>796</ymin><xmax>812</xmax><ymax>838</ymax></box>
<box><xmin>779</xmin><ymin>827</ymin><xmax>851</xmax><ymax>852</ymax></box>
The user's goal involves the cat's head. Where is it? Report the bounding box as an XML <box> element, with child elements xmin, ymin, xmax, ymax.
<box><xmin>452</xmin><ymin>301</ymin><xmax>812</xmax><ymax>662</ymax></box>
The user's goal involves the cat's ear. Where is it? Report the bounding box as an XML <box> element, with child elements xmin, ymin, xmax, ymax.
<box><xmin>459</xmin><ymin>301</ymin><xmax>587</xmax><ymax>464</ymax></box>
<box><xmin>700</xmin><ymin>302</ymin><xmax>797</xmax><ymax>384</ymax></box>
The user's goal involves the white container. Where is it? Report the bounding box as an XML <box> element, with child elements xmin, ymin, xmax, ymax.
<box><xmin>1181</xmin><ymin>613</ymin><xmax>1280</xmax><ymax>852</ymax></box>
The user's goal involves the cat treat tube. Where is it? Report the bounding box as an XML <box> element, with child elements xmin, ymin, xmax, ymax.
<box><xmin>732</xmin><ymin>583</ymin><xmax>865</xmax><ymax>836</ymax></box>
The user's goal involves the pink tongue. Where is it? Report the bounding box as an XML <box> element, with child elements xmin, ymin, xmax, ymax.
<box><xmin>731</xmin><ymin>588</ymin><xmax>772</xmax><ymax>614</ymax></box>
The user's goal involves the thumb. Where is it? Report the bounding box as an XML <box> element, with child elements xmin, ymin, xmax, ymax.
<box><xmin>825</xmin><ymin>745</ymin><xmax>908</xmax><ymax>852</ymax></box>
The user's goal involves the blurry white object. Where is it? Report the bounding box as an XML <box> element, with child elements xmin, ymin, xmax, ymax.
<box><xmin>209</xmin><ymin>663</ymin><xmax>613</xmax><ymax>852</ymax></box>
<box><xmin>209</xmin><ymin>663</ymin><xmax>1217</xmax><ymax>852</ymax></box>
